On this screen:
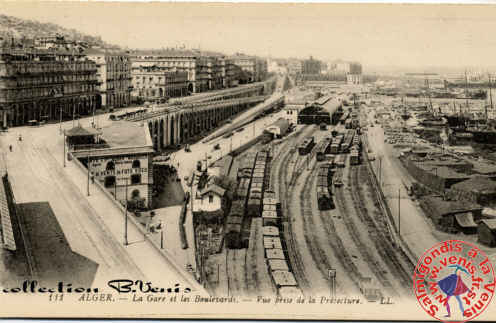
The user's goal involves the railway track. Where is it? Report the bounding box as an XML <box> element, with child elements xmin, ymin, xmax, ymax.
<box><xmin>226</xmin><ymin>248</ymin><xmax>247</xmax><ymax>297</ymax></box>
<box><xmin>333</xmin><ymin>183</ymin><xmax>397</xmax><ymax>296</ymax></box>
<box><xmin>298</xmin><ymin>163</ymin><xmax>338</xmax><ymax>292</ymax></box>
<box><xmin>272</xmin><ymin>126</ymin><xmax>315</xmax><ymax>293</ymax></box>
<box><xmin>341</xmin><ymin>165</ymin><xmax>398</xmax><ymax>295</ymax></box>
<box><xmin>353</xmin><ymin>164</ymin><xmax>414</xmax><ymax>288</ymax></box>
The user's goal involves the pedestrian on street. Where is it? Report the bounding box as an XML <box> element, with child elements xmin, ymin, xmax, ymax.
<box><xmin>9</xmin><ymin>145</ymin><xmax>12</xmax><ymax>152</ymax></box>
<box><xmin>91</xmin><ymin>175</ymin><xmax>95</xmax><ymax>184</ymax></box>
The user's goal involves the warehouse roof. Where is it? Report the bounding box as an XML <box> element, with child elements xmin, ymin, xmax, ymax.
<box><xmin>451</xmin><ymin>176</ymin><xmax>496</xmax><ymax>193</ymax></box>
<box><xmin>100</xmin><ymin>121</ymin><xmax>152</xmax><ymax>148</ymax></box>
<box><xmin>423</xmin><ymin>196</ymin><xmax>482</xmax><ymax>217</ymax></box>
<box><xmin>480</xmin><ymin>219</ymin><xmax>496</xmax><ymax>230</ymax></box>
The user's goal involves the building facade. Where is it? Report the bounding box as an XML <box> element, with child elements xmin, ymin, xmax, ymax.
<box><xmin>132</xmin><ymin>65</ymin><xmax>189</xmax><ymax>100</ymax></box>
<box><xmin>130</xmin><ymin>50</ymin><xmax>202</xmax><ymax>94</ymax></box>
<box><xmin>71</xmin><ymin>121</ymin><xmax>155</xmax><ymax>208</ymax></box>
<box><xmin>287</xmin><ymin>59</ymin><xmax>303</xmax><ymax>76</ymax></box>
<box><xmin>90</xmin><ymin>153</ymin><xmax>153</xmax><ymax>209</ymax></box>
<box><xmin>229</xmin><ymin>54</ymin><xmax>268</xmax><ymax>83</ymax></box>
<box><xmin>86</xmin><ymin>49</ymin><xmax>132</xmax><ymax>109</ymax></box>
<box><xmin>0</xmin><ymin>48</ymin><xmax>99</xmax><ymax>128</ymax></box>
<box><xmin>302</xmin><ymin>56</ymin><xmax>322</xmax><ymax>75</ymax></box>
<box><xmin>347</xmin><ymin>74</ymin><xmax>363</xmax><ymax>85</ymax></box>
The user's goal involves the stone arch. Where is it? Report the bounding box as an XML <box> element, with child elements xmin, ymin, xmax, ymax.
<box><xmin>170</xmin><ymin>115</ymin><xmax>175</xmax><ymax>146</ymax></box>
<box><xmin>159</xmin><ymin>118</ymin><xmax>164</xmax><ymax>149</ymax></box>
<box><xmin>153</xmin><ymin>120</ymin><xmax>159</xmax><ymax>150</ymax></box>
<box><xmin>178</xmin><ymin>114</ymin><xmax>184</xmax><ymax>144</ymax></box>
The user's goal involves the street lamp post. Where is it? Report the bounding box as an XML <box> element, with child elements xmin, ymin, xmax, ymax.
<box><xmin>63</xmin><ymin>132</ymin><xmax>66</xmax><ymax>168</ymax></box>
<box><xmin>87</xmin><ymin>153</ymin><xmax>90</xmax><ymax>196</ymax></box>
<box><xmin>59</xmin><ymin>106</ymin><xmax>62</xmax><ymax>134</ymax></box>
<box><xmin>124</xmin><ymin>178</ymin><xmax>129</xmax><ymax>246</ymax></box>
<box><xmin>398</xmin><ymin>187</ymin><xmax>401</xmax><ymax>237</ymax></box>
<box><xmin>328</xmin><ymin>269</ymin><xmax>336</xmax><ymax>297</ymax></box>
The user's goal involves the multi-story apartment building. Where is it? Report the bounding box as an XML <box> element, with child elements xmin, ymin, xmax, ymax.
<box><xmin>132</xmin><ymin>65</ymin><xmax>189</xmax><ymax>100</ymax></box>
<box><xmin>131</xmin><ymin>50</ymin><xmax>201</xmax><ymax>94</ymax></box>
<box><xmin>86</xmin><ymin>48</ymin><xmax>132</xmax><ymax>109</ymax></box>
<box><xmin>130</xmin><ymin>49</ymin><xmax>241</xmax><ymax>95</ymax></box>
<box><xmin>229</xmin><ymin>53</ymin><xmax>268</xmax><ymax>83</ymax></box>
<box><xmin>302</xmin><ymin>56</ymin><xmax>322</xmax><ymax>75</ymax></box>
<box><xmin>0</xmin><ymin>48</ymin><xmax>99</xmax><ymax>128</ymax></box>
<box><xmin>287</xmin><ymin>59</ymin><xmax>303</xmax><ymax>76</ymax></box>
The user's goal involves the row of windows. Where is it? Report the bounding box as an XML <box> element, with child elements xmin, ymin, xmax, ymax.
<box><xmin>63</xmin><ymin>84</ymin><xmax>96</xmax><ymax>95</ymax></box>
<box><xmin>134</xmin><ymin>59</ymin><xmax>195</xmax><ymax>68</ymax></box>
<box><xmin>6</xmin><ymin>61</ymin><xmax>96</xmax><ymax>74</ymax></box>
<box><xmin>103</xmin><ymin>174</ymin><xmax>142</xmax><ymax>188</ymax></box>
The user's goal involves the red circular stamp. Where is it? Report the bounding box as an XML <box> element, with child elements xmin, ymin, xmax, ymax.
<box><xmin>413</xmin><ymin>240</ymin><xmax>495</xmax><ymax>322</ymax></box>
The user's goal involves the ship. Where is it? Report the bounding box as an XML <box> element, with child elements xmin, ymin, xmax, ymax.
<box><xmin>446</xmin><ymin>73</ymin><xmax>496</xmax><ymax>144</ymax></box>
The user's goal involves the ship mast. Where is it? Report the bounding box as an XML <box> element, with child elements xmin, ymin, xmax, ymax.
<box><xmin>464</xmin><ymin>70</ymin><xmax>469</xmax><ymax>113</ymax></box>
<box><xmin>426</xmin><ymin>77</ymin><xmax>433</xmax><ymax>113</ymax></box>
<box><xmin>488</xmin><ymin>73</ymin><xmax>493</xmax><ymax>121</ymax></box>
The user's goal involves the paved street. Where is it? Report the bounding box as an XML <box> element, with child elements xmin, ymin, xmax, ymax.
<box><xmin>366</xmin><ymin>111</ymin><xmax>440</xmax><ymax>259</ymax></box>
<box><xmin>1</xmin><ymin>110</ymin><xmax>205</xmax><ymax>293</ymax></box>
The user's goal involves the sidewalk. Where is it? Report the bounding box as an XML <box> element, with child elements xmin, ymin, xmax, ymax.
<box><xmin>367</xmin><ymin>124</ymin><xmax>440</xmax><ymax>258</ymax></box>
<box><xmin>2</xmin><ymin>120</ymin><xmax>205</xmax><ymax>294</ymax></box>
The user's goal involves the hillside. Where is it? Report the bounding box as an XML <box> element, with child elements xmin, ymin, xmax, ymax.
<box><xmin>0</xmin><ymin>14</ymin><xmax>118</xmax><ymax>49</ymax></box>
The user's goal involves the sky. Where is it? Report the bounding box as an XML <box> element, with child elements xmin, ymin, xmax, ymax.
<box><xmin>3</xmin><ymin>2</ymin><xmax>496</xmax><ymax>70</ymax></box>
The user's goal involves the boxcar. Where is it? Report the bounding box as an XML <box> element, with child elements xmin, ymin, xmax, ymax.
<box><xmin>225</xmin><ymin>223</ymin><xmax>242</xmax><ymax>249</ymax></box>
<box><xmin>246</xmin><ymin>198</ymin><xmax>261</xmax><ymax>217</ymax></box>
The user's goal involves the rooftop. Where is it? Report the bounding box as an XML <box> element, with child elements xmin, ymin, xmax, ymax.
<box><xmin>100</xmin><ymin>121</ymin><xmax>152</xmax><ymax>149</ymax></box>
<box><xmin>198</xmin><ymin>184</ymin><xmax>226</xmax><ymax>197</ymax></box>
<box><xmin>451</xmin><ymin>176</ymin><xmax>496</xmax><ymax>193</ymax></box>
<box><xmin>480</xmin><ymin>219</ymin><xmax>496</xmax><ymax>230</ymax></box>
<box><xmin>64</xmin><ymin>125</ymin><xmax>102</xmax><ymax>138</ymax></box>
<box><xmin>17</xmin><ymin>202</ymin><xmax>99</xmax><ymax>286</ymax></box>
<box><xmin>423</xmin><ymin>196</ymin><xmax>482</xmax><ymax>217</ymax></box>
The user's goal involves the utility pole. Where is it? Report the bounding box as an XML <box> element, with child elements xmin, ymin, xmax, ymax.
<box><xmin>398</xmin><ymin>187</ymin><xmax>401</xmax><ymax>236</ymax></box>
<box><xmin>63</xmin><ymin>132</ymin><xmax>66</xmax><ymax>168</ymax></box>
<box><xmin>124</xmin><ymin>179</ymin><xmax>129</xmax><ymax>246</ymax></box>
<box><xmin>328</xmin><ymin>269</ymin><xmax>336</xmax><ymax>297</ymax></box>
<box><xmin>378</xmin><ymin>155</ymin><xmax>382</xmax><ymax>187</ymax></box>
<box><xmin>59</xmin><ymin>106</ymin><xmax>62</xmax><ymax>134</ymax></box>
<box><xmin>161</xmin><ymin>230</ymin><xmax>164</xmax><ymax>249</ymax></box>
<box><xmin>92</xmin><ymin>105</ymin><xmax>96</xmax><ymax>128</ymax></box>
<box><xmin>87</xmin><ymin>153</ymin><xmax>90</xmax><ymax>196</ymax></box>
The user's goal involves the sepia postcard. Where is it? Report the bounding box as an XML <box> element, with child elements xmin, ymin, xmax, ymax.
<box><xmin>0</xmin><ymin>1</ymin><xmax>495</xmax><ymax>321</ymax></box>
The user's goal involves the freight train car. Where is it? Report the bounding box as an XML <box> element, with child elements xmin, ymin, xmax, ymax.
<box><xmin>350</xmin><ymin>148</ymin><xmax>360</xmax><ymax>165</ymax></box>
<box><xmin>335</xmin><ymin>154</ymin><xmax>347</xmax><ymax>168</ymax></box>
<box><xmin>316</xmin><ymin>141</ymin><xmax>331</xmax><ymax>161</ymax></box>
<box><xmin>298</xmin><ymin>136</ymin><xmax>315</xmax><ymax>155</ymax></box>
<box><xmin>317</xmin><ymin>186</ymin><xmax>334</xmax><ymax>210</ymax></box>
<box><xmin>246</xmin><ymin>198</ymin><xmax>261</xmax><ymax>217</ymax></box>
<box><xmin>333</xmin><ymin>168</ymin><xmax>344</xmax><ymax>187</ymax></box>
<box><xmin>225</xmin><ymin>223</ymin><xmax>242</xmax><ymax>249</ymax></box>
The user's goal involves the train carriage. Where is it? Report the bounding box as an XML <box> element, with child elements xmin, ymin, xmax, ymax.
<box><xmin>333</xmin><ymin>168</ymin><xmax>344</xmax><ymax>187</ymax></box>
<box><xmin>317</xmin><ymin>189</ymin><xmax>334</xmax><ymax>210</ymax></box>
<box><xmin>316</xmin><ymin>141</ymin><xmax>331</xmax><ymax>161</ymax></box>
<box><xmin>225</xmin><ymin>223</ymin><xmax>242</xmax><ymax>249</ymax></box>
<box><xmin>298</xmin><ymin>136</ymin><xmax>315</xmax><ymax>155</ymax></box>
<box><xmin>246</xmin><ymin>198</ymin><xmax>261</xmax><ymax>217</ymax></box>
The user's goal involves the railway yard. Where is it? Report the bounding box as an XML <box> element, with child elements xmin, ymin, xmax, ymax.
<box><xmin>199</xmin><ymin>93</ymin><xmax>417</xmax><ymax>301</ymax></box>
